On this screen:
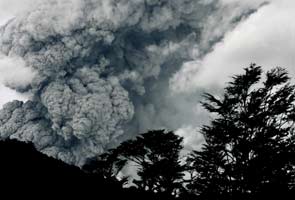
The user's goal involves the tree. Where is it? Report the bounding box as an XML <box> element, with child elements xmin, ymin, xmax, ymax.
<box><xmin>187</xmin><ymin>64</ymin><xmax>295</xmax><ymax>199</ymax></box>
<box><xmin>84</xmin><ymin>130</ymin><xmax>186</xmax><ymax>199</ymax></box>
<box><xmin>83</xmin><ymin>148</ymin><xmax>129</xmax><ymax>187</ymax></box>
<box><xmin>119</xmin><ymin>130</ymin><xmax>185</xmax><ymax>198</ymax></box>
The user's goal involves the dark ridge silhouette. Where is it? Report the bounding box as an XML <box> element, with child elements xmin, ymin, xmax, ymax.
<box><xmin>0</xmin><ymin>139</ymin><xmax>84</xmax><ymax>177</ymax></box>
<box><xmin>0</xmin><ymin>139</ymin><xmax>157</xmax><ymax>199</ymax></box>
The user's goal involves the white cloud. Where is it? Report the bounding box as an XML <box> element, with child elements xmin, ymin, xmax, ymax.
<box><xmin>0</xmin><ymin>0</ymin><xmax>40</xmax><ymax>26</ymax></box>
<box><xmin>0</xmin><ymin>85</ymin><xmax>31</xmax><ymax>108</ymax></box>
<box><xmin>0</xmin><ymin>55</ymin><xmax>35</xmax><ymax>108</ymax></box>
<box><xmin>171</xmin><ymin>0</ymin><xmax>295</xmax><ymax>91</ymax></box>
<box><xmin>175</xmin><ymin>126</ymin><xmax>205</xmax><ymax>152</ymax></box>
<box><xmin>221</xmin><ymin>0</ymin><xmax>269</xmax><ymax>7</ymax></box>
<box><xmin>0</xmin><ymin>0</ymin><xmax>38</xmax><ymax>108</ymax></box>
<box><xmin>0</xmin><ymin>56</ymin><xmax>36</xmax><ymax>87</ymax></box>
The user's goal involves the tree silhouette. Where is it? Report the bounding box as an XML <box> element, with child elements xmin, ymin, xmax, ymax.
<box><xmin>83</xmin><ymin>148</ymin><xmax>129</xmax><ymax>187</ymax></box>
<box><xmin>187</xmin><ymin>64</ymin><xmax>295</xmax><ymax>199</ymax></box>
<box><xmin>84</xmin><ymin>130</ymin><xmax>186</xmax><ymax>199</ymax></box>
<box><xmin>119</xmin><ymin>130</ymin><xmax>185</xmax><ymax>198</ymax></box>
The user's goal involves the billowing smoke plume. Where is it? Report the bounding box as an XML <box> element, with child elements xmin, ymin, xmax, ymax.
<box><xmin>0</xmin><ymin>0</ymin><xmax>259</xmax><ymax>165</ymax></box>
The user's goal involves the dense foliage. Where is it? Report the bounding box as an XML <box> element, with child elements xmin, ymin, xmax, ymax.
<box><xmin>84</xmin><ymin>130</ymin><xmax>186</xmax><ymax>199</ymax></box>
<box><xmin>187</xmin><ymin>64</ymin><xmax>295</xmax><ymax>199</ymax></box>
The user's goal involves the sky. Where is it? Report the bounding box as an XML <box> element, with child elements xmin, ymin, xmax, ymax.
<box><xmin>0</xmin><ymin>0</ymin><xmax>39</xmax><ymax>107</ymax></box>
<box><xmin>0</xmin><ymin>0</ymin><xmax>38</xmax><ymax>26</ymax></box>
<box><xmin>0</xmin><ymin>0</ymin><xmax>294</xmax><ymax>162</ymax></box>
<box><xmin>172</xmin><ymin>0</ymin><xmax>295</xmax><ymax>92</ymax></box>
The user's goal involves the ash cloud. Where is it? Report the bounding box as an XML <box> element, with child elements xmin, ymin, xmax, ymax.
<box><xmin>0</xmin><ymin>0</ymin><xmax>258</xmax><ymax>165</ymax></box>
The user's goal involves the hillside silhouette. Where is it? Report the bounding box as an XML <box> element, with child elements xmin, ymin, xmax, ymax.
<box><xmin>0</xmin><ymin>139</ymin><xmax>85</xmax><ymax>178</ymax></box>
<box><xmin>0</xmin><ymin>139</ymin><xmax>157</xmax><ymax>199</ymax></box>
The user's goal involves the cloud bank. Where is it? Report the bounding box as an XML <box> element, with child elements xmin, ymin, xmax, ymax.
<box><xmin>171</xmin><ymin>0</ymin><xmax>295</xmax><ymax>93</ymax></box>
<box><xmin>0</xmin><ymin>0</ymin><xmax>262</xmax><ymax>165</ymax></box>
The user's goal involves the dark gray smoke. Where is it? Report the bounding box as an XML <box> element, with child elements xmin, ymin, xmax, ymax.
<box><xmin>0</xmin><ymin>0</ymin><xmax>258</xmax><ymax>165</ymax></box>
